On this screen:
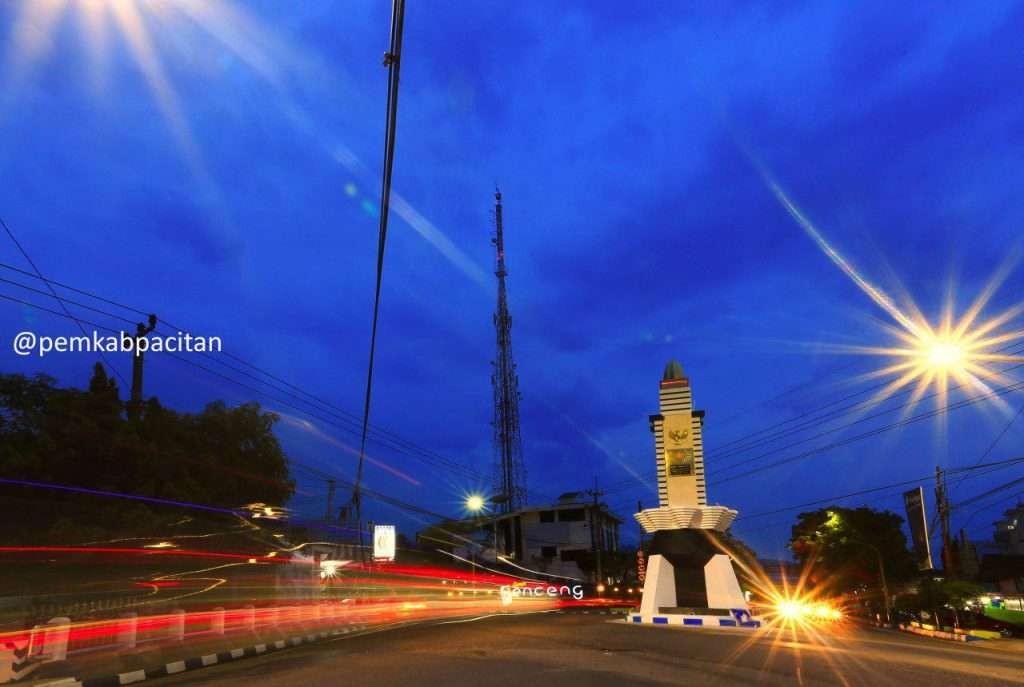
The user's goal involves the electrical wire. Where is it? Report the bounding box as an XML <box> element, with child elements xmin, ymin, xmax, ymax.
<box><xmin>352</xmin><ymin>0</ymin><xmax>406</xmax><ymax>541</ymax></box>
<box><xmin>707</xmin><ymin>341</ymin><xmax>1024</xmax><ymax>465</ymax></box>
<box><xmin>715</xmin><ymin>378</ymin><xmax>1024</xmax><ymax>484</ymax></box>
<box><xmin>0</xmin><ymin>217</ymin><xmax>128</xmax><ymax>384</ymax></box>
<box><xmin>0</xmin><ymin>265</ymin><xmax>487</xmax><ymax>482</ymax></box>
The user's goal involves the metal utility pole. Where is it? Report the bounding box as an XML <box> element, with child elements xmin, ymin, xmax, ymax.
<box><xmin>128</xmin><ymin>314</ymin><xmax>157</xmax><ymax>420</ymax></box>
<box><xmin>325</xmin><ymin>479</ymin><xmax>336</xmax><ymax>522</ymax></box>
<box><xmin>935</xmin><ymin>466</ymin><xmax>956</xmax><ymax>578</ymax></box>
<box><xmin>867</xmin><ymin>542</ymin><xmax>892</xmax><ymax>625</ymax></box>
<box><xmin>587</xmin><ymin>481</ymin><xmax>605</xmax><ymax>586</ymax></box>
<box><xmin>491</xmin><ymin>189</ymin><xmax>527</xmax><ymax>513</ymax></box>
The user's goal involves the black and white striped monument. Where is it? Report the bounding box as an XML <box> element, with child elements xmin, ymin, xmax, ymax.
<box><xmin>629</xmin><ymin>361</ymin><xmax>760</xmax><ymax>629</ymax></box>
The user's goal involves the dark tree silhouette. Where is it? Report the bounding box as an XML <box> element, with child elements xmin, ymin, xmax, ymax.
<box><xmin>0</xmin><ymin>366</ymin><xmax>294</xmax><ymax>544</ymax></box>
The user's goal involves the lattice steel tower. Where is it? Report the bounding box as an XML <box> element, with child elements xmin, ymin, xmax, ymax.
<box><xmin>491</xmin><ymin>189</ymin><xmax>527</xmax><ymax>512</ymax></box>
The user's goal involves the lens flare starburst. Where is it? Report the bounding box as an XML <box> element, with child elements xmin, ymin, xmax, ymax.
<box><xmin>761</xmin><ymin>170</ymin><xmax>1024</xmax><ymax>419</ymax></box>
<box><xmin>2</xmin><ymin>0</ymin><xmax>296</xmax><ymax>212</ymax></box>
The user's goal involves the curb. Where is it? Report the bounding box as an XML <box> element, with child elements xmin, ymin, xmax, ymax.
<box><xmin>35</xmin><ymin>625</ymin><xmax>368</xmax><ymax>687</ymax></box>
<box><xmin>898</xmin><ymin>623</ymin><xmax>980</xmax><ymax>643</ymax></box>
<box><xmin>627</xmin><ymin>613</ymin><xmax>761</xmax><ymax>629</ymax></box>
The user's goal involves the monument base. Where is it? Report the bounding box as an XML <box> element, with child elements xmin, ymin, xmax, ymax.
<box><xmin>627</xmin><ymin>612</ymin><xmax>761</xmax><ymax>629</ymax></box>
<box><xmin>634</xmin><ymin>529</ymin><xmax>752</xmax><ymax>629</ymax></box>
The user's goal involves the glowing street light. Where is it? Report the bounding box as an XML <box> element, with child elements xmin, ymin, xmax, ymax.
<box><xmin>926</xmin><ymin>340</ymin><xmax>964</xmax><ymax>369</ymax></box>
<box><xmin>759</xmin><ymin>172</ymin><xmax>1024</xmax><ymax>421</ymax></box>
<box><xmin>465</xmin><ymin>494</ymin><xmax>486</xmax><ymax>513</ymax></box>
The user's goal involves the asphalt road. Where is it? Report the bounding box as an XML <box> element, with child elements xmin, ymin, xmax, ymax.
<box><xmin>159</xmin><ymin>613</ymin><xmax>1024</xmax><ymax>687</ymax></box>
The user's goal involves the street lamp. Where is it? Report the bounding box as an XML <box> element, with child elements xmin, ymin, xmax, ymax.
<box><xmin>465</xmin><ymin>493</ymin><xmax>508</xmax><ymax>563</ymax></box>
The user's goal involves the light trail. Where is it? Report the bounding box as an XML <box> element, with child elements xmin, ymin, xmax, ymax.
<box><xmin>275</xmin><ymin>412</ymin><xmax>422</xmax><ymax>486</ymax></box>
<box><xmin>0</xmin><ymin>477</ymin><xmax>241</xmax><ymax>515</ymax></box>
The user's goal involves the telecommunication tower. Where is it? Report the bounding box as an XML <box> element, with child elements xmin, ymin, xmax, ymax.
<box><xmin>491</xmin><ymin>189</ymin><xmax>527</xmax><ymax>512</ymax></box>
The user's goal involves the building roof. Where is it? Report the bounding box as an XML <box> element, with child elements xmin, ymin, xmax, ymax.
<box><xmin>494</xmin><ymin>501</ymin><xmax>624</xmax><ymax>524</ymax></box>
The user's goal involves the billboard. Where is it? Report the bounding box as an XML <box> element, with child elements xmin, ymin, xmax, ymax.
<box><xmin>903</xmin><ymin>487</ymin><xmax>934</xmax><ymax>571</ymax></box>
<box><xmin>373</xmin><ymin>524</ymin><xmax>396</xmax><ymax>562</ymax></box>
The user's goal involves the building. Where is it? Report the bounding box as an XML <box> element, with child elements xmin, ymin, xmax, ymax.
<box><xmin>994</xmin><ymin>503</ymin><xmax>1024</xmax><ymax>554</ymax></box>
<box><xmin>454</xmin><ymin>493</ymin><xmax>622</xmax><ymax>585</ymax></box>
<box><xmin>975</xmin><ymin>502</ymin><xmax>1024</xmax><ymax>594</ymax></box>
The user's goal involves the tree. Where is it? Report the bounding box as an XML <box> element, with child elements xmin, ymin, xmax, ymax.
<box><xmin>0</xmin><ymin>366</ymin><xmax>294</xmax><ymax>544</ymax></box>
<box><xmin>894</xmin><ymin>576</ymin><xmax>946</xmax><ymax>626</ymax></box>
<box><xmin>789</xmin><ymin>507</ymin><xmax>916</xmax><ymax>612</ymax></box>
<box><xmin>893</xmin><ymin>577</ymin><xmax>982</xmax><ymax>629</ymax></box>
<box><xmin>943</xmin><ymin>580</ymin><xmax>983</xmax><ymax>629</ymax></box>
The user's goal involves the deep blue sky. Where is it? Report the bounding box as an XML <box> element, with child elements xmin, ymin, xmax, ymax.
<box><xmin>1</xmin><ymin>1</ymin><xmax>1022</xmax><ymax>558</ymax></box>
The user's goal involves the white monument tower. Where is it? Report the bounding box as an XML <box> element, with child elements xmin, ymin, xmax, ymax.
<box><xmin>629</xmin><ymin>361</ymin><xmax>758</xmax><ymax>628</ymax></box>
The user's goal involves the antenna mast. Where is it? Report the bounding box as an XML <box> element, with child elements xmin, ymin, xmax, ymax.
<box><xmin>491</xmin><ymin>189</ymin><xmax>527</xmax><ymax>512</ymax></box>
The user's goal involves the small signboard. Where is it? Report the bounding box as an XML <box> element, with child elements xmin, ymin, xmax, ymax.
<box><xmin>374</xmin><ymin>524</ymin><xmax>396</xmax><ymax>562</ymax></box>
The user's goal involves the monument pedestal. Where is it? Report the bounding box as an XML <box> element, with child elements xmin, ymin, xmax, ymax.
<box><xmin>630</xmin><ymin>518</ymin><xmax>759</xmax><ymax>628</ymax></box>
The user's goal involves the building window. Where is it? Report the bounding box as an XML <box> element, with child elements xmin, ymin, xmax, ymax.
<box><xmin>558</xmin><ymin>508</ymin><xmax>585</xmax><ymax>522</ymax></box>
<box><xmin>539</xmin><ymin>510</ymin><xmax>555</xmax><ymax>523</ymax></box>
<box><xmin>560</xmin><ymin>549</ymin><xmax>586</xmax><ymax>562</ymax></box>
<box><xmin>541</xmin><ymin>546</ymin><xmax>556</xmax><ymax>558</ymax></box>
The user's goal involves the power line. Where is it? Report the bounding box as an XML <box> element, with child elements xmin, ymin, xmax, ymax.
<box><xmin>0</xmin><ymin>261</ymin><xmax>150</xmax><ymax>317</ymax></box>
<box><xmin>0</xmin><ymin>264</ymin><xmax>574</xmax><ymax>507</ymax></box>
<box><xmin>353</xmin><ymin>0</ymin><xmax>407</xmax><ymax>544</ymax></box>
<box><xmin>0</xmin><ymin>266</ymin><xmax>489</xmax><ymax>484</ymax></box>
<box><xmin>0</xmin><ymin>217</ymin><xmax>128</xmax><ymax>385</ymax></box>
<box><xmin>949</xmin><ymin>400</ymin><xmax>1024</xmax><ymax>495</ymax></box>
<box><xmin>707</xmin><ymin>341</ymin><xmax>1024</xmax><ymax>465</ymax></box>
<box><xmin>713</xmin><ymin>359</ymin><xmax>865</xmax><ymax>430</ymax></box>
<box><xmin>734</xmin><ymin>455</ymin><xmax>1024</xmax><ymax>522</ymax></box>
<box><xmin>957</xmin><ymin>491</ymin><xmax>1024</xmax><ymax>531</ymax></box>
<box><xmin>715</xmin><ymin>377</ymin><xmax>1024</xmax><ymax>484</ymax></box>
<box><xmin>712</xmin><ymin>346</ymin><xmax>1024</xmax><ymax>471</ymax></box>
<box><xmin>708</xmin><ymin>368</ymin><xmax>891</xmax><ymax>458</ymax></box>
<box><xmin>0</xmin><ymin>274</ymin><xmax>137</xmax><ymax>326</ymax></box>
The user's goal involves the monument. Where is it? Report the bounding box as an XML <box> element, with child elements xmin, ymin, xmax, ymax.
<box><xmin>629</xmin><ymin>361</ymin><xmax>759</xmax><ymax>628</ymax></box>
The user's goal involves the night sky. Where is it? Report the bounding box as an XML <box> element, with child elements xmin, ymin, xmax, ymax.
<box><xmin>1</xmin><ymin>1</ymin><xmax>1022</xmax><ymax>559</ymax></box>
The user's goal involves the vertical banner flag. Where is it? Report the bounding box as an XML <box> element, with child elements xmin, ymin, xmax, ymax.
<box><xmin>902</xmin><ymin>487</ymin><xmax>934</xmax><ymax>571</ymax></box>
